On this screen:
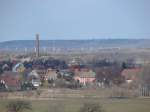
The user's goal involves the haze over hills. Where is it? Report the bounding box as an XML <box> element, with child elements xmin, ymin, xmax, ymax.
<box><xmin>0</xmin><ymin>39</ymin><xmax>150</xmax><ymax>51</ymax></box>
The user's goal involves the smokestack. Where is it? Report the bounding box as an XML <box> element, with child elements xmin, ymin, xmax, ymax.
<box><xmin>36</xmin><ymin>33</ymin><xmax>40</xmax><ymax>57</ymax></box>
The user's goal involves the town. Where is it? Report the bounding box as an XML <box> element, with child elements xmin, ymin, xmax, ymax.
<box><xmin>1</xmin><ymin>38</ymin><xmax>150</xmax><ymax>112</ymax></box>
<box><xmin>1</xmin><ymin>0</ymin><xmax>150</xmax><ymax>112</ymax></box>
<box><xmin>0</xmin><ymin>51</ymin><xmax>147</xmax><ymax>90</ymax></box>
<box><xmin>0</xmin><ymin>36</ymin><xmax>150</xmax><ymax>96</ymax></box>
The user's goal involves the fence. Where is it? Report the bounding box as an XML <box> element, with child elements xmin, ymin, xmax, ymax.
<box><xmin>140</xmin><ymin>87</ymin><xmax>150</xmax><ymax>97</ymax></box>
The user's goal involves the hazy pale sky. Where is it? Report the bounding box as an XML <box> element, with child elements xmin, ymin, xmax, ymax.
<box><xmin>0</xmin><ymin>0</ymin><xmax>150</xmax><ymax>42</ymax></box>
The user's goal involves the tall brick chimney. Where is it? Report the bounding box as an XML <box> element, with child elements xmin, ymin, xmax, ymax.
<box><xmin>36</xmin><ymin>33</ymin><xmax>40</xmax><ymax>57</ymax></box>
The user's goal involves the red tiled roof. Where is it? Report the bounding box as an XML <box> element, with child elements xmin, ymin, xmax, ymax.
<box><xmin>0</xmin><ymin>71</ymin><xmax>21</xmax><ymax>87</ymax></box>
<box><xmin>121</xmin><ymin>68</ymin><xmax>142</xmax><ymax>80</ymax></box>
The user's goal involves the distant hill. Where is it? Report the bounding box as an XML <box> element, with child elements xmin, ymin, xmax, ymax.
<box><xmin>0</xmin><ymin>39</ymin><xmax>150</xmax><ymax>51</ymax></box>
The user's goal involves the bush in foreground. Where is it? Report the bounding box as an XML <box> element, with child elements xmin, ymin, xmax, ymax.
<box><xmin>6</xmin><ymin>100</ymin><xmax>32</xmax><ymax>112</ymax></box>
<box><xmin>79</xmin><ymin>102</ymin><xmax>105</xmax><ymax>112</ymax></box>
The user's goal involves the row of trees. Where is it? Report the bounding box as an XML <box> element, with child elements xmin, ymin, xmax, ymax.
<box><xmin>24</xmin><ymin>58</ymin><xmax>68</xmax><ymax>69</ymax></box>
<box><xmin>91</xmin><ymin>60</ymin><xmax>125</xmax><ymax>86</ymax></box>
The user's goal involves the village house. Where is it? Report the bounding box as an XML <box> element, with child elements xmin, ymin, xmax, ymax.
<box><xmin>121</xmin><ymin>68</ymin><xmax>142</xmax><ymax>83</ymax></box>
<box><xmin>27</xmin><ymin>70</ymin><xmax>41</xmax><ymax>87</ymax></box>
<box><xmin>68</xmin><ymin>57</ymin><xmax>81</xmax><ymax>67</ymax></box>
<box><xmin>12</xmin><ymin>63</ymin><xmax>25</xmax><ymax>73</ymax></box>
<box><xmin>2</xmin><ymin>64</ymin><xmax>10</xmax><ymax>71</ymax></box>
<box><xmin>46</xmin><ymin>68</ymin><xmax>58</xmax><ymax>80</ymax></box>
<box><xmin>0</xmin><ymin>71</ymin><xmax>21</xmax><ymax>90</ymax></box>
<box><xmin>74</xmin><ymin>68</ymin><xmax>96</xmax><ymax>86</ymax></box>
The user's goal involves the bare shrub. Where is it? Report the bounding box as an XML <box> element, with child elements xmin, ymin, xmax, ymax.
<box><xmin>79</xmin><ymin>102</ymin><xmax>105</xmax><ymax>112</ymax></box>
<box><xmin>6</xmin><ymin>100</ymin><xmax>32</xmax><ymax>112</ymax></box>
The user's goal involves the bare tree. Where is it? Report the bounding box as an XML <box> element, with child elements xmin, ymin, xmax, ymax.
<box><xmin>138</xmin><ymin>64</ymin><xmax>150</xmax><ymax>86</ymax></box>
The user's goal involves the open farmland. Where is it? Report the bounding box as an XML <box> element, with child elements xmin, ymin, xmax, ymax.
<box><xmin>0</xmin><ymin>98</ymin><xmax>150</xmax><ymax>112</ymax></box>
<box><xmin>0</xmin><ymin>89</ymin><xmax>150</xmax><ymax>112</ymax></box>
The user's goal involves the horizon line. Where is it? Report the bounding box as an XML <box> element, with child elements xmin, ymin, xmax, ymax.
<box><xmin>1</xmin><ymin>38</ymin><xmax>150</xmax><ymax>43</ymax></box>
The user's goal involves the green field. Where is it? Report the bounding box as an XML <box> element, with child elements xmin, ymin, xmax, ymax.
<box><xmin>0</xmin><ymin>98</ymin><xmax>150</xmax><ymax>112</ymax></box>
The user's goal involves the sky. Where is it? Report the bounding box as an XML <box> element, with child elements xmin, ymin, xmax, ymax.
<box><xmin>0</xmin><ymin>0</ymin><xmax>150</xmax><ymax>42</ymax></box>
